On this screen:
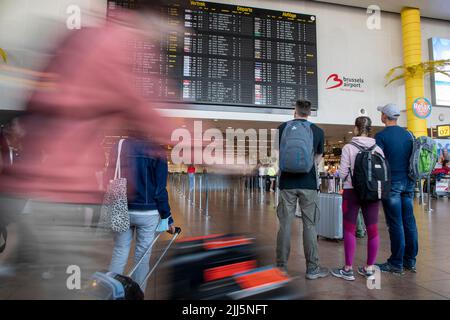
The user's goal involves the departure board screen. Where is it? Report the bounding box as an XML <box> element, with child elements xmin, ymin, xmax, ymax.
<box><xmin>107</xmin><ymin>0</ymin><xmax>318</xmax><ymax>110</ymax></box>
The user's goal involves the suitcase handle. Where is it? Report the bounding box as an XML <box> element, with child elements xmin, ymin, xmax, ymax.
<box><xmin>127</xmin><ymin>227</ymin><xmax>182</xmax><ymax>278</ymax></box>
<box><xmin>139</xmin><ymin>227</ymin><xmax>181</xmax><ymax>288</ymax></box>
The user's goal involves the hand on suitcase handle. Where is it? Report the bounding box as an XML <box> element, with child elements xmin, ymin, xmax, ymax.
<box><xmin>167</xmin><ymin>225</ymin><xmax>182</xmax><ymax>235</ymax></box>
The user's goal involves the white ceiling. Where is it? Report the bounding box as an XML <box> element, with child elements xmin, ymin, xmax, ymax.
<box><xmin>311</xmin><ymin>0</ymin><xmax>450</xmax><ymax>21</ymax></box>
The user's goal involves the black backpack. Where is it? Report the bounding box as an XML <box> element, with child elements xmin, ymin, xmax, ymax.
<box><xmin>350</xmin><ymin>143</ymin><xmax>391</xmax><ymax>201</ymax></box>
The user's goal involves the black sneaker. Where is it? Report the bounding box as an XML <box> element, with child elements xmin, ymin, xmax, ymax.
<box><xmin>376</xmin><ymin>262</ymin><xmax>405</xmax><ymax>275</ymax></box>
<box><xmin>276</xmin><ymin>264</ymin><xmax>288</xmax><ymax>273</ymax></box>
<box><xmin>306</xmin><ymin>266</ymin><xmax>329</xmax><ymax>280</ymax></box>
<box><xmin>404</xmin><ymin>265</ymin><xmax>417</xmax><ymax>273</ymax></box>
<box><xmin>331</xmin><ymin>267</ymin><xmax>355</xmax><ymax>281</ymax></box>
<box><xmin>357</xmin><ymin>266</ymin><xmax>376</xmax><ymax>278</ymax></box>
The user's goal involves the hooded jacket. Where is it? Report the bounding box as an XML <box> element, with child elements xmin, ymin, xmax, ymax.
<box><xmin>107</xmin><ymin>138</ymin><xmax>173</xmax><ymax>224</ymax></box>
<box><xmin>339</xmin><ymin>136</ymin><xmax>385</xmax><ymax>189</ymax></box>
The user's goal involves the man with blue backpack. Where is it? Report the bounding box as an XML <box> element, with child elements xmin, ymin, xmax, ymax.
<box><xmin>375</xmin><ymin>103</ymin><xmax>418</xmax><ymax>274</ymax></box>
<box><xmin>276</xmin><ymin>100</ymin><xmax>329</xmax><ymax>280</ymax></box>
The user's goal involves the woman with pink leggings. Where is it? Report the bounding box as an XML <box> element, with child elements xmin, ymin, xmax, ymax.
<box><xmin>331</xmin><ymin>117</ymin><xmax>384</xmax><ymax>281</ymax></box>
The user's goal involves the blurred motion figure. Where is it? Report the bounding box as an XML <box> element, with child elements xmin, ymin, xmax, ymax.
<box><xmin>0</xmin><ymin>0</ymin><xmax>178</xmax><ymax>299</ymax></box>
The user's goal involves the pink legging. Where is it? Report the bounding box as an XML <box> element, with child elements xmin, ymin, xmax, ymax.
<box><xmin>342</xmin><ymin>189</ymin><xmax>380</xmax><ymax>266</ymax></box>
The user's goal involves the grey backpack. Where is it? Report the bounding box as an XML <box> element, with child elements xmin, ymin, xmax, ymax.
<box><xmin>407</xmin><ymin>132</ymin><xmax>438</xmax><ymax>180</ymax></box>
<box><xmin>279</xmin><ymin>120</ymin><xmax>315</xmax><ymax>173</ymax></box>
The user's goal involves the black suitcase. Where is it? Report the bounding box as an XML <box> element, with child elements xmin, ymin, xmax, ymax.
<box><xmin>88</xmin><ymin>227</ymin><xmax>181</xmax><ymax>300</ymax></box>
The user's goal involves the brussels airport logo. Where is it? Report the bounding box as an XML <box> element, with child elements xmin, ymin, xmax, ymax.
<box><xmin>326</xmin><ymin>74</ymin><xmax>366</xmax><ymax>92</ymax></box>
<box><xmin>325</xmin><ymin>74</ymin><xmax>344</xmax><ymax>89</ymax></box>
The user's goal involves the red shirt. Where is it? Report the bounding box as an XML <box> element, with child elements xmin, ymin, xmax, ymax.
<box><xmin>187</xmin><ymin>166</ymin><xmax>196</xmax><ymax>174</ymax></box>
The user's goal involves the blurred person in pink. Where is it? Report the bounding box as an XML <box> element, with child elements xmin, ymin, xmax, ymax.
<box><xmin>0</xmin><ymin>1</ymin><xmax>180</xmax><ymax>299</ymax></box>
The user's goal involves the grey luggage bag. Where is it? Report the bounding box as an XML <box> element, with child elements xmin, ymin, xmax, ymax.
<box><xmin>316</xmin><ymin>193</ymin><xmax>343</xmax><ymax>239</ymax></box>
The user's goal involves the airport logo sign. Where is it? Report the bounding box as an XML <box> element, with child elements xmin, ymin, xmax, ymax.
<box><xmin>413</xmin><ymin>97</ymin><xmax>432</xmax><ymax>119</ymax></box>
<box><xmin>326</xmin><ymin>73</ymin><xmax>365</xmax><ymax>92</ymax></box>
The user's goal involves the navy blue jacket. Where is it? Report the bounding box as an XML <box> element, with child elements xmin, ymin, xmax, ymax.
<box><xmin>375</xmin><ymin>126</ymin><xmax>413</xmax><ymax>182</ymax></box>
<box><xmin>108</xmin><ymin>138</ymin><xmax>173</xmax><ymax>225</ymax></box>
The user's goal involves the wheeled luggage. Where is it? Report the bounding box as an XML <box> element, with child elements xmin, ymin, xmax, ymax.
<box><xmin>169</xmin><ymin>234</ymin><xmax>258</xmax><ymax>299</ymax></box>
<box><xmin>435</xmin><ymin>176</ymin><xmax>450</xmax><ymax>197</ymax></box>
<box><xmin>316</xmin><ymin>193</ymin><xmax>343</xmax><ymax>239</ymax></box>
<box><xmin>88</xmin><ymin>227</ymin><xmax>181</xmax><ymax>300</ymax></box>
<box><xmin>189</xmin><ymin>266</ymin><xmax>300</xmax><ymax>300</ymax></box>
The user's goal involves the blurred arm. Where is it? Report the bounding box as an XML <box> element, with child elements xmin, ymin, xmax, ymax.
<box><xmin>153</xmin><ymin>157</ymin><xmax>173</xmax><ymax>225</ymax></box>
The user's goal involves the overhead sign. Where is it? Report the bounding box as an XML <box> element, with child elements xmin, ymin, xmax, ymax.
<box><xmin>437</xmin><ymin>124</ymin><xmax>450</xmax><ymax>138</ymax></box>
<box><xmin>412</xmin><ymin>97</ymin><xmax>432</xmax><ymax>119</ymax></box>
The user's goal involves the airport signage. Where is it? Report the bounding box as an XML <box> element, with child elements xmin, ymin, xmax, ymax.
<box><xmin>325</xmin><ymin>73</ymin><xmax>365</xmax><ymax>92</ymax></box>
<box><xmin>437</xmin><ymin>124</ymin><xmax>450</xmax><ymax>138</ymax></box>
<box><xmin>412</xmin><ymin>97</ymin><xmax>432</xmax><ymax>119</ymax></box>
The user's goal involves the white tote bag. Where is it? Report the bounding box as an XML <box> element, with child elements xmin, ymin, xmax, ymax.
<box><xmin>99</xmin><ymin>139</ymin><xmax>130</xmax><ymax>233</ymax></box>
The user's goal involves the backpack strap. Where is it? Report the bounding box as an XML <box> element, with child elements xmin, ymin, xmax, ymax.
<box><xmin>350</xmin><ymin>142</ymin><xmax>376</xmax><ymax>152</ymax></box>
<box><xmin>367</xmin><ymin>144</ymin><xmax>376</xmax><ymax>152</ymax></box>
<box><xmin>350</xmin><ymin>142</ymin><xmax>365</xmax><ymax>152</ymax></box>
<box><xmin>407</xmin><ymin>130</ymin><xmax>416</xmax><ymax>142</ymax></box>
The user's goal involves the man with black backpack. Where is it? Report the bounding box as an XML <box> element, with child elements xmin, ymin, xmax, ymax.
<box><xmin>276</xmin><ymin>100</ymin><xmax>329</xmax><ymax>280</ymax></box>
<box><xmin>375</xmin><ymin>103</ymin><xmax>418</xmax><ymax>274</ymax></box>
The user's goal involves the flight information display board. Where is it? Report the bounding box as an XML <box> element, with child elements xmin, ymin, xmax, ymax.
<box><xmin>107</xmin><ymin>0</ymin><xmax>318</xmax><ymax>110</ymax></box>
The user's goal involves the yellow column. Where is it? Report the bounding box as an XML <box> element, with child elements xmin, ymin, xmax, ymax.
<box><xmin>401</xmin><ymin>7</ymin><xmax>428</xmax><ymax>137</ymax></box>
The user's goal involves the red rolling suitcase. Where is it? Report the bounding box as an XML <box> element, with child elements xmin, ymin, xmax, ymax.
<box><xmin>190</xmin><ymin>266</ymin><xmax>300</xmax><ymax>300</ymax></box>
<box><xmin>169</xmin><ymin>234</ymin><xmax>258</xmax><ymax>299</ymax></box>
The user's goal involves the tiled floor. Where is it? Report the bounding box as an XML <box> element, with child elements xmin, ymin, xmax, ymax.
<box><xmin>165</xmin><ymin>179</ymin><xmax>450</xmax><ymax>300</ymax></box>
<box><xmin>1</xmin><ymin>178</ymin><xmax>449</xmax><ymax>300</ymax></box>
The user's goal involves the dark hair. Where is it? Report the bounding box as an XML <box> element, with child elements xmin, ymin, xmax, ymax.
<box><xmin>443</xmin><ymin>159</ymin><xmax>449</xmax><ymax>167</ymax></box>
<box><xmin>354</xmin><ymin>116</ymin><xmax>372</xmax><ymax>137</ymax></box>
<box><xmin>295</xmin><ymin>100</ymin><xmax>312</xmax><ymax>117</ymax></box>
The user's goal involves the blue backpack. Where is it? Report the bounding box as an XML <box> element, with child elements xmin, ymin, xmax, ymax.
<box><xmin>279</xmin><ymin>120</ymin><xmax>315</xmax><ymax>173</ymax></box>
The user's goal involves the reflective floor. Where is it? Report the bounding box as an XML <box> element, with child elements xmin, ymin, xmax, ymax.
<box><xmin>1</xmin><ymin>176</ymin><xmax>450</xmax><ymax>300</ymax></box>
<box><xmin>166</xmin><ymin>177</ymin><xmax>450</xmax><ymax>300</ymax></box>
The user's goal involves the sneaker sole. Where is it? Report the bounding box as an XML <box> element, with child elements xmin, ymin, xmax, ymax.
<box><xmin>306</xmin><ymin>272</ymin><xmax>330</xmax><ymax>280</ymax></box>
<box><xmin>357</xmin><ymin>270</ymin><xmax>374</xmax><ymax>278</ymax></box>
<box><xmin>404</xmin><ymin>267</ymin><xmax>417</xmax><ymax>273</ymax></box>
<box><xmin>379</xmin><ymin>269</ymin><xmax>405</xmax><ymax>275</ymax></box>
<box><xmin>330</xmin><ymin>271</ymin><xmax>355</xmax><ymax>281</ymax></box>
